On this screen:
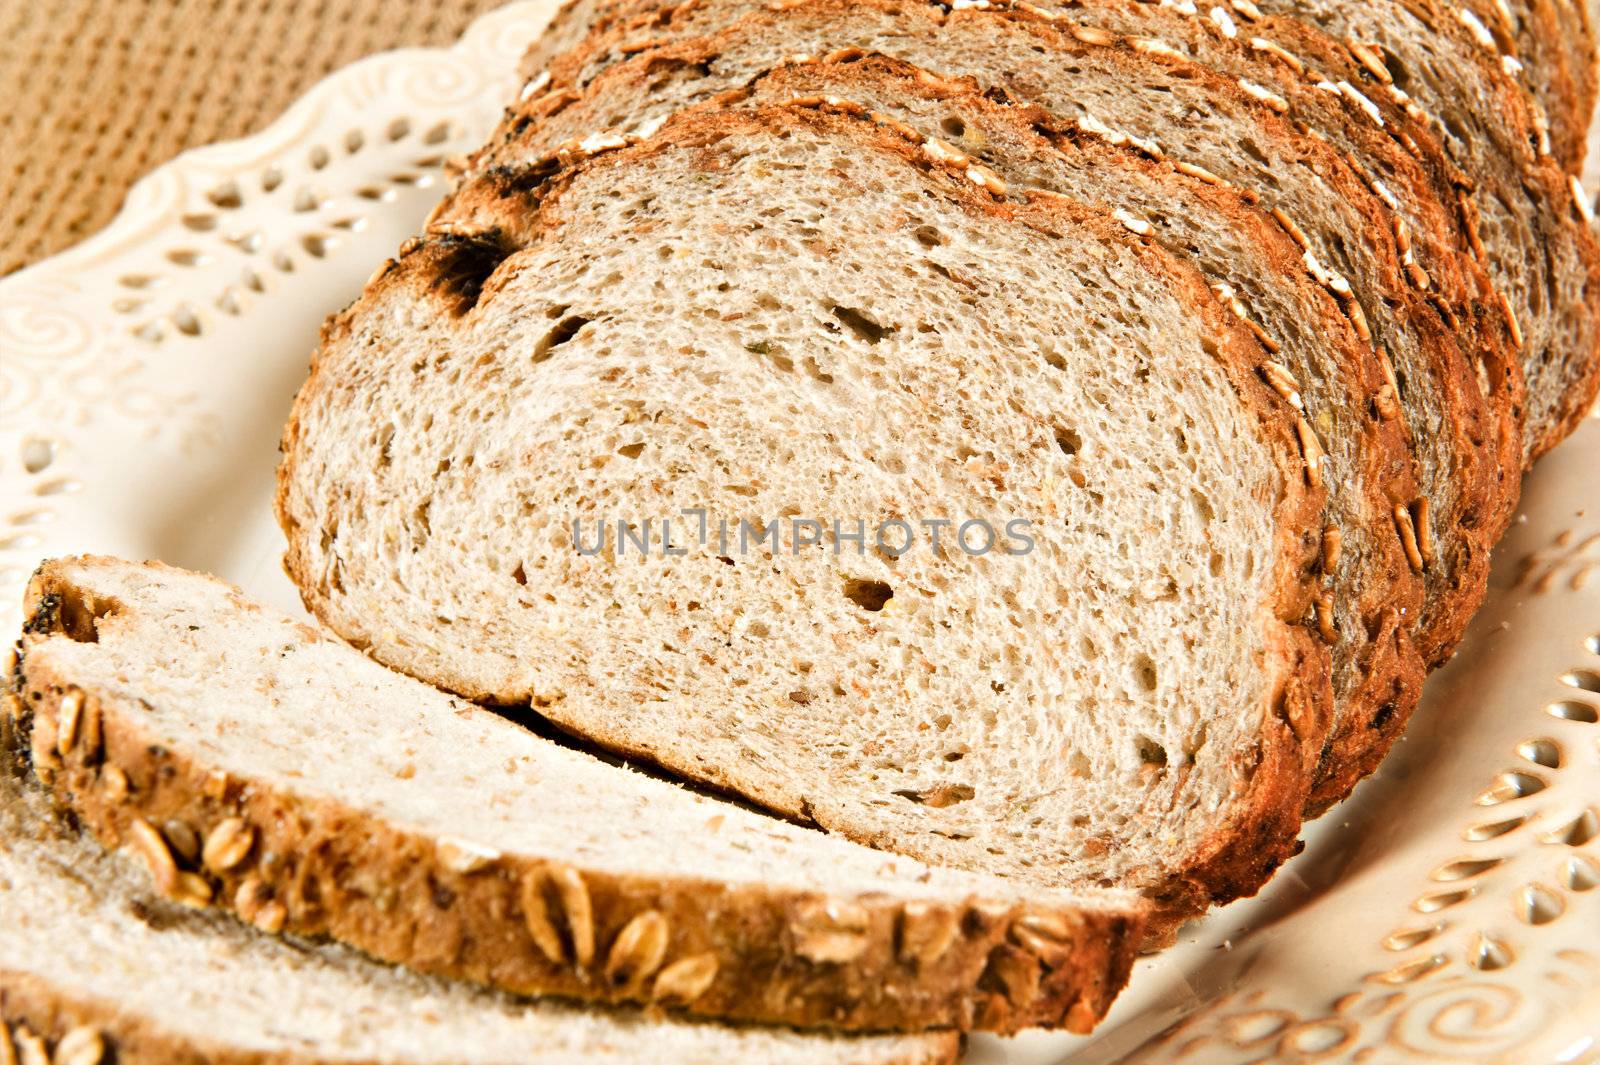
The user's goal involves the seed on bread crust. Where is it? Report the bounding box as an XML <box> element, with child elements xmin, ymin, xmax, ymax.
<box><xmin>1008</xmin><ymin>913</ymin><xmax>1076</xmax><ymax>967</ymax></box>
<box><xmin>235</xmin><ymin>878</ymin><xmax>287</xmax><ymax>933</ymax></box>
<box><xmin>1294</xmin><ymin>416</ymin><xmax>1326</xmax><ymax>490</ymax></box>
<box><xmin>1322</xmin><ymin>525</ymin><xmax>1343</xmax><ymax>574</ymax></box>
<box><xmin>128</xmin><ymin>818</ymin><xmax>178</xmax><ymax>894</ymax></box>
<box><xmin>521</xmin><ymin>863</ymin><xmax>595</xmax><ymax>966</ymax></box>
<box><xmin>1411</xmin><ymin>498</ymin><xmax>1434</xmax><ymax>565</ymax></box>
<box><xmin>437</xmin><ymin>836</ymin><xmax>501</xmax><ymax>874</ymax></box>
<box><xmin>202</xmin><ymin>817</ymin><xmax>256</xmax><ymax>873</ymax></box>
<box><xmin>1128</xmin><ymin>36</ymin><xmax>1186</xmax><ymax>61</ymax></box>
<box><xmin>100</xmin><ymin>764</ymin><xmax>129</xmax><ymax>804</ymax></box>
<box><xmin>173</xmin><ymin>871</ymin><xmax>214</xmax><ymax>909</ymax></box>
<box><xmin>1171</xmin><ymin>159</ymin><xmax>1225</xmax><ymax>186</ymax></box>
<box><xmin>1237</xmin><ymin>78</ymin><xmax>1289</xmax><ymax>113</ymax></box>
<box><xmin>1571</xmin><ymin>176</ymin><xmax>1596</xmax><ymax>225</ymax></box>
<box><xmin>1315</xmin><ymin>592</ymin><xmax>1337</xmax><ymax>642</ymax></box>
<box><xmin>1346</xmin><ymin>39</ymin><xmax>1393</xmax><ymax>84</ymax></box>
<box><xmin>162</xmin><ymin>820</ymin><xmax>200</xmax><ymax>865</ymax></box>
<box><xmin>1496</xmin><ymin>291</ymin><xmax>1523</xmax><ymax>349</ymax></box>
<box><xmin>983</xmin><ymin>946</ymin><xmax>1043</xmax><ymax>1009</ymax></box>
<box><xmin>605</xmin><ymin>910</ymin><xmax>671</xmax><ymax>986</ymax></box>
<box><xmin>1070</xmin><ymin>25</ymin><xmax>1116</xmax><ymax>46</ymax></box>
<box><xmin>899</xmin><ymin>901</ymin><xmax>960</xmax><ymax>966</ymax></box>
<box><xmin>1394</xmin><ymin>504</ymin><xmax>1426</xmax><ymax>573</ymax></box>
<box><xmin>1249</xmin><ymin>36</ymin><xmax>1305</xmax><ymax>73</ymax></box>
<box><xmin>1259</xmin><ymin>361</ymin><xmax>1304</xmax><ymax>408</ymax></box>
<box><xmin>793</xmin><ymin>899</ymin><xmax>872</xmax><ymax>963</ymax></box>
<box><xmin>55</xmin><ymin>689</ymin><xmax>84</xmax><ymax>755</ymax></box>
<box><xmin>9</xmin><ymin>1026</ymin><xmax>46</xmax><ymax>1065</ymax></box>
<box><xmin>652</xmin><ymin>953</ymin><xmax>721</xmax><ymax>1004</ymax></box>
<box><xmin>53</xmin><ymin>1027</ymin><xmax>106</xmax><ymax>1065</ymax></box>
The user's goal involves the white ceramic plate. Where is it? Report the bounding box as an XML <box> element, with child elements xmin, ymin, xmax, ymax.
<box><xmin>1</xmin><ymin>5</ymin><xmax>1596</xmax><ymax>1061</ymax></box>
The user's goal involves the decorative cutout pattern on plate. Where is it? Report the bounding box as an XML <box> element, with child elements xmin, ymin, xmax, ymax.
<box><xmin>0</xmin><ymin>5</ymin><xmax>1596</xmax><ymax>1063</ymax></box>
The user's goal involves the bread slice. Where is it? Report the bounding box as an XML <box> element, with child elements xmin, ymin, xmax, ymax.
<box><xmin>280</xmin><ymin>101</ymin><xmax>1334</xmax><ymax>921</ymax></box>
<box><xmin>461</xmin><ymin>47</ymin><xmax>1423</xmax><ymax>812</ymax></box>
<box><xmin>10</xmin><ymin>556</ymin><xmax>1147</xmax><ymax>1034</ymax></box>
<box><xmin>1244</xmin><ymin>0</ymin><xmax>1600</xmax><ymax>461</ymax></box>
<box><xmin>0</xmin><ymin>764</ymin><xmax>956</xmax><ymax>1064</ymax></box>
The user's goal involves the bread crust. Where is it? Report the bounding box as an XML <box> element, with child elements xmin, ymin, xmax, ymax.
<box><xmin>280</xmin><ymin>102</ymin><xmax>1335</xmax><ymax>929</ymax></box>
<box><xmin>15</xmin><ymin>557</ymin><xmax>1143</xmax><ymax>1036</ymax></box>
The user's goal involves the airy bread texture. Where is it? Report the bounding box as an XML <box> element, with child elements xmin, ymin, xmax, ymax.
<box><xmin>280</xmin><ymin>102</ymin><xmax>1332</xmax><ymax>919</ymax></box>
<box><xmin>0</xmin><ymin>762</ymin><xmax>956</xmax><ymax>1064</ymax></box>
<box><xmin>467</xmin><ymin>47</ymin><xmax>1423</xmax><ymax>812</ymax></box>
<box><xmin>12</xmin><ymin>556</ymin><xmax>1145</xmax><ymax>1034</ymax></box>
<box><xmin>494</xmin><ymin>0</ymin><xmax>1511</xmax><ymax>670</ymax></box>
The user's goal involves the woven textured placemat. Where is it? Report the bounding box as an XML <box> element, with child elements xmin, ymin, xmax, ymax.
<box><xmin>0</xmin><ymin>0</ymin><xmax>506</xmax><ymax>277</ymax></box>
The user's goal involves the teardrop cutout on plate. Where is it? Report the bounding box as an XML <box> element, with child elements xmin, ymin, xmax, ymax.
<box><xmin>1540</xmin><ymin>807</ymin><xmax>1599</xmax><ymax>847</ymax></box>
<box><xmin>1546</xmin><ymin>700</ymin><xmax>1598</xmax><ymax>722</ymax></box>
<box><xmin>1474</xmin><ymin>771</ymin><xmax>1547</xmax><ymax>805</ymax></box>
<box><xmin>1463</xmin><ymin>814</ymin><xmax>1527</xmax><ymax>841</ymax></box>
<box><xmin>1515</xmin><ymin>883</ymin><xmax>1564</xmax><ymax>924</ymax></box>
<box><xmin>1431</xmin><ymin>857</ymin><xmax>1503</xmax><ymax>881</ymax></box>
<box><xmin>1383</xmin><ymin>922</ymin><xmax>1446</xmax><ymax>951</ymax></box>
<box><xmin>1414</xmin><ymin>886</ymin><xmax>1477</xmax><ymax>912</ymax></box>
<box><xmin>1469</xmin><ymin>933</ymin><xmax>1513</xmax><ymax>970</ymax></box>
<box><xmin>1563</xmin><ymin>854</ymin><xmax>1599</xmax><ymax>891</ymax></box>
<box><xmin>1515</xmin><ymin>738</ymin><xmax>1562</xmax><ymax>768</ymax></box>
<box><xmin>1370</xmin><ymin>953</ymin><xmax>1448</xmax><ymax>984</ymax></box>
<box><xmin>1559</xmin><ymin>669</ymin><xmax>1600</xmax><ymax>693</ymax></box>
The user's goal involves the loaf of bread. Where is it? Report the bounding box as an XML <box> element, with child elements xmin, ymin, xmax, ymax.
<box><xmin>278</xmin><ymin>0</ymin><xmax>1598</xmax><ymax>942</ymax></box>
<box><xmin>281</xmin><ymin>91</ymin><xmax>1346</xmax><ymax>924</ymax></box>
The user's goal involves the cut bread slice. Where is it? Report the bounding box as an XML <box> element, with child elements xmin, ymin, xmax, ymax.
<box><xmin>11</xmin><ymin>556</ymin><xmax>1147</xmax><ymax>1035</ymax></box>
<box><xmin>459</xmin><ymin>50</ymin><xmax>1423</xmax><ymax>812</ymax></box>
<box><xmin>279</xmin><ymin>102</ymin><xmax>1333</xmax><ymax>919</ymax></box>
<box><xmin>495</xmin><ymin>0</ymin><xmax>1511</xmax><ymax>667</ymax></box>
<box><xmin>0</xmin><ymin>763</ymin><xmax>956</xmax><ymax>1065</ymax></box>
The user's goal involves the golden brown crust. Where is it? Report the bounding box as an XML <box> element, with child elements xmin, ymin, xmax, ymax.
<box><xmin>16</xmin><ymin>557</ymin><xmax>1143</xmax><ymax>1036</ymax></box>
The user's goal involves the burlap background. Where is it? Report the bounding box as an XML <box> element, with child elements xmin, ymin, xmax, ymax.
<box><xmin>0</xmin><ymin>0</ymin><xmax>507</xmax><ymax>276</ymax></box>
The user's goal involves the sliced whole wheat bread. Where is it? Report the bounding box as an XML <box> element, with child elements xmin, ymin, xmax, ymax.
<box><xmin>0</xmin><ymin>764</ymin><xmax>957</xmax><ymax>1064</ymax></box>
<box><xmin>491</xmin><ymin>0</ymin><xmax>1513</xmax><ymax>668</ymax></box>
<box><xmin>456</xmin><ymin>49</ymin><xmax>1424</xmax><ymax>813</ymax></box>
<box><xmin>1454</xmin><ymin>0</ymin><xmax>1598</xmax><ymax>168</ymax></box>
<box><xmin>10</xmin><ymin>555</ymin><xmax>1147</xmax><ymax>1034</ymax></box>
<box><xmin>280</xmin><ymin>102</ymin><xmax>1333</xmax><ymax>920</ymax></box>
<box><xmin>457</xmin><ymin>2</ymin><xmax>1515</xmax><ymax>805</ymax></box>
<box><xmin>1244</xmin><ymin>0</ymin><xmax>1600</xmax><ymax>462</ymax></box>
<box><xmin>547</xmin><ymin>0</ymin><xmax>1600</xmax><ymax>462</ymax></box>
